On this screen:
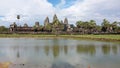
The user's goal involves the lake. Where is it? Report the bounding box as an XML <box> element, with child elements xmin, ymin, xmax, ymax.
<box><xmin>0</xmin><ymin>38</ymin><xmax>120</xmax><ymax>68</ymax></box>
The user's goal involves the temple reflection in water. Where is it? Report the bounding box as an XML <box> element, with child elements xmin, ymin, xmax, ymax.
<box><xmin>11</xmin><ymin>44</ymin><xmax>119</xmax><ymax>59</ymax></box>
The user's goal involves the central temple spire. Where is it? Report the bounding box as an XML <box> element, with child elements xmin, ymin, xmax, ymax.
<box><xmin>44</xmin><ymin>16</ymin><xmax>50</xmax><ymax>26</ymax></box>
<box><xmin>53</xmin><ymin>14</ymin><xmax>58</xmax><ymax>21</ymax></box>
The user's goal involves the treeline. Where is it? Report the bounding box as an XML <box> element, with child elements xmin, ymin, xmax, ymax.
<box><xmin>0</xmin><ymin>26</ymin><xmax>9</xmax><ymax>33</ymax></box>
<box><xmin>75</xmin><ymin>19</ymin><xmax>120</xmax><ymax>34</ymax></box>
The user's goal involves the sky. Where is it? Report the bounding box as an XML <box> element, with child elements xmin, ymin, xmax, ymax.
<box><xmin>0</xmin><ymin>0</ymin><xmax>120</xmax><ymax>27</ymax></box>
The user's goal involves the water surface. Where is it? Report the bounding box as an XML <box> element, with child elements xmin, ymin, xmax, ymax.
<box><xmin>0</xmin><ymin>38</ymin><xmax>120</xmax><ymax>68</ymax></box>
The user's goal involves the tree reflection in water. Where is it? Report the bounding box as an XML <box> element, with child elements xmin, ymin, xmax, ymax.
<box><xmin>17</xmin><ymin>50</ymin><xmax>20</xmax><ymax>58</ymax></box>
<box><xmin>102</xmin><ymin>45</ymin><xmax>110</xmax><ymax>55</ymax></box>
<box><xmin>64</xmin><ymin>45</ymin><xmax>68</xmax><ymax>55</ymax></box>
<box><xmin>44</xmin><ymin>46</ymin><xmax>49</xmax><ymax>56</ymax></box>
<box><xmin>76</xmin><ymin>45</ymin><xmax>96</xmax><ymax>55</ymax></box>
<box><xmin>52</xmin><ymin>45</ymin><xmax>60</xmax><ymax>58</ymax></box>
<box><xmin>44</xmin><ymin>45</ymin><xmax>68</xmax><ymax>58</ymax></box>
<box><xmin>112</xmin><ymin>45</ymin><xmax>117</xmax><ymax>54</ymax></box>
<box><xmin>43</xmin><ymin>45</ymin><xmax>119</xmax><ymax>58</ymax></box>
<box><xmin>14</xmin><ymin>44</ymin><xmax>119</xmax><ymax>60</ymax></box>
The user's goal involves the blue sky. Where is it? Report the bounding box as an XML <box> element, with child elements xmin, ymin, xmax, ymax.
<box><xmin>0</xmin><ymin>0</ymin><xmax>120</xmax><ymax>27</ymax></box>
<box><xmin>48</xmin><ymin>0</ymin><xmax>61</xmax><ymax>6</ymax></box>
<box><xmin>48</xmin><ymin>0</ymin><xmax>78</xmax><ymax>8</ymax></box>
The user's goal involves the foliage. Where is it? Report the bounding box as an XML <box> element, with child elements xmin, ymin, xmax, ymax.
<box><xmin>101</xmin><ymin>19</ymin><xmax>119</xmax><ymax>32</ymax></box>
<box><xmin>76</xmin><ymin>20</ymin><xmax>98</xmax><ymax>33</ymax></box>
<box><xmin>76</xmin><ymin>19</ymin><xmax>119</xmax><ymax>33</ymax></box>
<box><xmin>0</xmin><ymin>26</ymin><xmax>9</xmax><ymax>32</ymax></box>
<box><xmin>45</xmin><ymin>24</ymin><xmax>52</xmax><ymax>31</ymax></box>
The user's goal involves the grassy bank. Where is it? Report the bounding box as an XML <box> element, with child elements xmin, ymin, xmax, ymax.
<box><xmin>0</xmin><ymin>34</ymin><xmax>120</xmax><ymax>41</ymax></box>
<box><xmin>60</xmin><ymin>35</ymin><xmax>120</xmax><ymax>41</ymax></box>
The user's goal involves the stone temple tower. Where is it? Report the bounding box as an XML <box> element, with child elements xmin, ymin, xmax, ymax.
<box><xmin>64</xmin><ymin>18</ymin><xmax>68</xmax><ymax>25</ymax></box>
<box><xmin>53</xmin><ymin>14</ymin><xmax>58</xmax><ymax>21</ymax></box>
<box><xmin>63</xmin><ymin>18</ymin><xmax>69</xmax><ymax>31</ymax></box>
<box><xmin>35</xmin><ymin>22</ymin><xmax>39</xmax><ymax>28</ymax></box>
<box><xmin>44</xmin><ymin>16</ymin><xmax>49</xmax><ymax>26</ymax></box>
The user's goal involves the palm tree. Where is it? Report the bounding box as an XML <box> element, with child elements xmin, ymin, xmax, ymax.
<box><xmin>17</xmin><ymin>15</ymin><xmax>20</xmax><ymax>19</ymax></box>
<box><xmin>89</xmin><ymin>20</ymin><xmax>97</xmax><ymax>33</ymax></box>
<box><xmin>101</xmin><ymin>19</ymin><xmax>110</xmax><ymax>32</ymax></box>
<box><xmin>89</xmin><ymin>20</ymin><xmax>96</xmax><ymax>28</ymax></box>
<box><xmin>17</xmin><ymin>15</ymin><xmax>20</xmax><ymax>26</ymax></box>
<box><xmin>76</xmin><ymin>21</ymin><xmax>83</xmax><ymax>28</ymax></box>
<box><xmin>76</xmin><ymin>21</ymin><xmax>84</xmax><ymax>33</ymax></box>
<box><xmin>111</xmin><ymin>21</ymin><xmax>118</xmax><ymax>32</ymax></box>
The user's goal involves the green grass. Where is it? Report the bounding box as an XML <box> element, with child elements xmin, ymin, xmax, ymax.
<box><xmin>71</xmin><ymin>35</ymin><xmax>120</xmax><ymax>40</ymax></box>
<box><xmin>0</xmin><ymin>34</ymin><xmax>120</xmax><ymax>41</ymax></box>
<box><xmin>60</xmin><ymin>35</ymin><xmax>120</xmax><ymax>41</ymax></box>
<box><xmin>0</xmin><ymin>34</ymin><xmax>56</xmax><ymax>38</ymax></box>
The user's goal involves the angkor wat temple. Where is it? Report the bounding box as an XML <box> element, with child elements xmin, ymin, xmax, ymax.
<box><xmin>8</xmin><ymin>14</ymin><xmax>120</xmax><ymax>34</ymax></box>
<box><xmin>9</xmin><ymin>14</ymin><xmax>74</xmax><ymax>33</ymax></box>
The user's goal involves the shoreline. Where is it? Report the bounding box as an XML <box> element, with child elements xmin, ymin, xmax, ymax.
<box><xmin>0</xmin><ymin>34</ymin><xmax>119</xmax><ymax>42</ymax></box>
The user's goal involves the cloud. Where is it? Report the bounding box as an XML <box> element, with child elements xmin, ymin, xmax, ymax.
<box><xmin>0</xmin><ymin>0</ymin><xmax>120</xmax><ymax>27</ymax></box>
<box><xmin>0</xmin><ymin>0</ymin><xmax>55</xmax><ymax>26</ymax></box>
<box><xmin>56</xmin><ymin>0</ymin><xmax>66</xmax><ymax>9</ymax></box>
<box><xmin>56</xmin><ymin>0</ymin><xmax>120</xmax><ymax>24</ymax></box>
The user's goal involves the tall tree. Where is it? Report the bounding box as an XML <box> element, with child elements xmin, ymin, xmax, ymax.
<box><xmin>111</xmin><ymin>21</ymin><xmax>118</xmax><ymax>32</ymax></box>
<box><xmin>0</xmin><ymin>26</ymin><xmax>8</xmax><ymax>32</ymax></box>
<box><xmin>17</xmin><ymin>15</ymin><xmax>20</xmax><ymax>20</ymax></box>
<box><xmin>101</xmin><ymin>19</ymin><xmax>110</xmax><ymax>32</ymax></box>
<box><xmin>89</xmin><ymin>20</ymin><xmax>96</xmax><ymax>29</ymax></box>
<box><xmin>76</xmin><ymin>21</ymin><xmax>83</xmax><ymax>28</ymax></box>
<box><xmin>88</xmin><ymin>20</ymin><xmax>97</xmax><ymax>33</ymax></box>
<box><xmin>102</xmin><ymin>19</ymin><xmax>110</xmax><ymax>27</ymax></box>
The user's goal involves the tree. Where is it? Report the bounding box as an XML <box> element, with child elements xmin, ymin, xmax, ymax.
<box><xmin>0</xmin><ymin>26</ymin><xmax>9</xmax><ymax>32</ymax></box>
<box><xmin>88</xmin><ymin>20</ymin><xmax>97</xmax><ymax>33</ymax></box>
<box><xmin>33</xmin><ymin>24</ymin><xmax>43</xmax><ymax>32</ymax></box>
<box><xmin>95</xmin><ymin>25</ymin><xmax>101</xmax><ymax>32</ymax></box>
<box><xmin>17</xmin><ymin>15</ymin><xmax>20</xmax><ymax>20</ymax></box>
<box><xmin>45</xmin><ymin>24</ymin><xmax>52</xmax><ymax>32</ymax></box>
<box><xmin>101</xmin><ymin>19</ymin><xmax>110</xmax><ymax>32</ymax></box>
<box><xmin>111</xmin><ymin>21</ymin><xmax>118</xmax><ymax>32</ymax></box>
<box><xmin>76</xmin><ymin>21</ymin><xmax>83</xmax><ymax>28</ymax></box>
<box><xmin>76</xmin><ymin>21</ymin><xmax>90</xmax><ymax>33</ymax></box>
<box><xmin>102</xmin><ymin>19</ymin><xmax>110</xmax><ymax>27</ymax></box>
<box><xmin>38</xmin><ymin>25</ymin><xmax>44</xmax><ymax>31</ymax></box>
<box><xmin>89</xmin><ymin>20</ymin><xmax>96</xmax><ymax>29</ymax></box>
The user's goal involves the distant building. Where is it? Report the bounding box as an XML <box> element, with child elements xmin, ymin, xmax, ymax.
<box><xmin>9</xmin><ymin>22</ymin><xmax>17</xmax><ymax>32</ymax></box>
<box><xmin>9</xmin><ymin>14</ymin><xmax>73</xmax><ymax>33</ymax></box>
<box><xmin>35</xmin><ymin>22</ymin><xmax>40</xmax><ymax>28</ymax></box>
<box><xmin>23</xmin><ymin>23</ymin><xmax>28</xmax><ymax>27</ymax></box>
<box><xmin>67</xmin><ymin>24</ymin><xmax>74</xmax><ymax>32</ymax></box>
<box><xmin>53</xmin><ymin>14</ymin><xmax>58</xmax><ymax>21</ymax></box>
<box><xmin>10</xmin><ymin>22</ymin><xmax>33</xmax><ymax>32</ymax></box>
<box><xmin>44</xmin><ymin>16</ymin><xmax>49</xmax><ymax>26</ymax></box>
<box><xmin>64</xmin><ymin>18</ymin><xmax>68</xmax><ymax>25</ymax></box>
<box><xmin>63</xmin><ymin>18</ymin><xmax>69</xmax><ymax>31</ymax></box>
